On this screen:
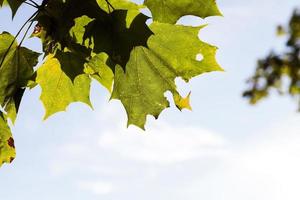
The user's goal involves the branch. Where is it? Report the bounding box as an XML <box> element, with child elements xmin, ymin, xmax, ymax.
<box><xmin>23</xmin><ymin>1</ymin><xmax>38</xmax><ymax>8</ymax></box>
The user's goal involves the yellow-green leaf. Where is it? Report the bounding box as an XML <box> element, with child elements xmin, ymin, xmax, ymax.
<box><xmin>0</xmin><ymin>113</ymin><xmax>15</xmax><ymax>167</ymax></box>
<box><xmin>36</xmin><ymin>55</ymin><xmax>92</xmax><ymax>119</ymax></box>
<box><xmin>85</xmin><ymin>53</ymin><xmax>114</xmax><ymax>92</ymax></box>
<box><xmin>0</xmin><ymin>32</ymin><xmax>39</xmax><ymax>122</ymax></box>
<box><xmin>144</xmin><ymin>0</ymin><xmax>222</xmax><ymax>24</ymax></box>
<box><xmin>112</xmin><ymin>23</ymin><xmax>222</xmax><ymax>128</ymax></box>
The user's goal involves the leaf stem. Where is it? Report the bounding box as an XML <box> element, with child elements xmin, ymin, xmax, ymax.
<box><xmin>28</xmin><ymin>0</ymin><xmax>39</xmax><ymax>8</ymax></box>
<box><xmin>23</xmin><ymin>1</ymin><xmax>38</xmax><ymax>8</ymax></box>
<box><xmin>105</xmin><ymin>0</ymin><xmax>115</xmax><ymax>12</ymax></box>
<box><xmin>19</xmin><ymin>20</ymin><xmax>35</xmax><ymax>47</ymax></box>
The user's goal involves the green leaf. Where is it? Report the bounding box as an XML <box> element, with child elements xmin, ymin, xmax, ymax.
<box><xmin>83</xmin><ymin>10</ymin><xmax>153</xmax><ymax>68</ymax></box>
<box><xmin>0</xmin><ymin>32</ymin><xmax>39</xmax><ymax>122</ymax></box>
<box><xmin>148</xmin><ymin>23</ymin><xmax>222</xmax><ymax>80</ymax></box>
<box><xmin>0</xmin><ymin>112</ymin><xmax>15</xmax><ymax>166</ymax></box>
<box><xmin>144</xmin><ymin>0</ymin><xmax>222</xmax><ymax>24</ymax></box>
<box><xmin>112</xmin><ymin>23</ymin><xmax>222</xmax><ymax>129</ymax></box>
<box><xmin>36</xmin><ymin>55</ymin><xmax>92</xmax><ymax>119</ymax></box>
<box><xmin>85</xmin><ymin>53</ymin><xmax>114</xmax><ymax>92</ymax></box>
<box><xmin>55</xmin><ymin>50</ymin><xmax>86</xmax><ymax>82</ymax></box>
<box><xmin>97</xmin><ymin>0</ymin><xmax>145</xmax><ymax>32</ymax></box>
<box><xmin>97</xmin><ymin>0</ymin><xmax>142</xmax><ymax>12</ymax></box>
<box><xmin>112</xmin><ymin>47</ymin><xmax>174</xmax><ymax>129</ymax></box>
<box><xmin>69</xmin><ymin>15</ymin><xmax>94</xmax><ymax>47</ymax></box>
<box><xmin>0</xmin><ymin>32</ymin><xmax>38</xmax><ymax>167</ymax></box>
<box><xmin>4</xmin><ymin>88</ymin><xmax>25</xmax><ymax>124</ymax></box>
<box><xmin>0</xmin><ymin>0</ymin><xmax>224</xmax><ymax>169</ymax></box>
<box><xmin>33</xmin><ymin>0</ymin><xmax>108</xmax><ymax>56</ymax></box>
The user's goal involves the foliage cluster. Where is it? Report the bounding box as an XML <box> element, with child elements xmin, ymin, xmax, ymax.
<box><xmin>0</xmin><ymin>0</ymin><xmax>222</xmax><ymax>167</ymax></box>
<box><xmin>244</xmin><ymin>10</ymin><xmax>300</xmax><ymax>108</ymax></box>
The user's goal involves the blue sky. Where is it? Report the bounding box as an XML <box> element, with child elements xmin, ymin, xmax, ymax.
<box><xmin>1</xmin><ymin>0</ymin><xmax>300</xmax><ymax>199</ymax></box>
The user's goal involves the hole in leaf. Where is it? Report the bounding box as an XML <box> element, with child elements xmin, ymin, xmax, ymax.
<box><xmin>196</xmin><ymin>54</ymin><xmax>203</xmax><ymax>61</ymax></box>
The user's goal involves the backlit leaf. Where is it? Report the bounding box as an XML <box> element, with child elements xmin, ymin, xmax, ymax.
<box><xmin>85</xmin><ymin>53</ymin><xmax>114</xmax><ymax>92</ymax></box>
<box><xmin>0</xmin><ymin>0</ymin><xmax>223</xmax><ymax>167</ymax></box>
<box><xmin>0</xmin><ymin>112</ymin><xmax>15</xmax><ymax>166</ymax></box>
<box><xmin>36</xmin><ymin>55</ymin><xmax>92</xmax><ymax>119</ymax></box>
<box><xmin>112</xmin><ymin>23</ymin><xmax>222</xmax><ymax>128</ymax></box>
<box><xmin>144</xmin><ymin>0</ymin><xmax>222</xmax><ymax>24</ymax></box>
<box><xmin>0</xmin><ymin>32</ymin><xmax>39</xmax><ymax>123</ymax></box>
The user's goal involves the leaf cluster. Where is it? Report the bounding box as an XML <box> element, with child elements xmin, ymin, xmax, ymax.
<box><xmin>0</xmin><ymin>0</ymin><xmax>222</xmax><ymax>166</ymax></box>
<box><xmin>244</xmin><ymin>10</ymin><xmax>300</xmax><ymax>108</ymax></box>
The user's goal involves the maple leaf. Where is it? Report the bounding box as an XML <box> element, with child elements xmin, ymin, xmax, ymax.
<box><xmin>0</xmin><ymin>0</ymin><xmax>223</xmax><ymax>167</ymax></box>
<box><xmin>0</xmin><ymin>32</ymin><xmax>40</xmax><ymax>123</ymax></box>
<box><xmin>36</xmin><ymin>55</ymin><xmax>92</xmax><ymax>119</ymax></box>
<box><xmin>112</xmin><ymin>23</ymin><xmax>222</xmax><ymax>129</ymax></box>
<box><xmin>0</xmin><ymin>113</ymin><xmax>15</xmax><ymax>167</ymax></box>
<box><xmin>82</xmin><ymin>10</ymin><xmax>153</xmax><ymax>68</ymax></box>
<box><xmin>0</xmin><ymin>32</ymin><xmax>38</xmax><ymax>166</ymax></box>
<box><xmin>85</xmin><ymin>53</ymin><xmax>114</xmax><ymax>92</ymax></box>
<box><xmin>144</xmin><ymin>0</ymin><xmax>222</xmax><ymax>24</ymax></box>
<box><xmin>97</xmin><ymin>0</ymin><xmax>142</xmax><ymax>12</ymax></box>
<box><xmin>148</xmin><ymin>23</ymin><xmax>222</xmax><ymax>80</ymax></box>
<box><xmin>65</xmin><ymin>1</ymin><xmax>222</xmax><ymax>128</ymax></box>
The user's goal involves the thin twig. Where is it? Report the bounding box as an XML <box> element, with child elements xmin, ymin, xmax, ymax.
<box><xmin>23</xmin><ymin>1</ymin><xmax>38</xmax><ymax>8</ymax></box>
<box><xmin>105</xmin><ymin>0</ymin><xmax>115</xmax><ymax>11</ymax></box>
<box><xmin>28</xmin><ymin>0</ymin><xmax>39</xmax><ymax>8</ymax></box>
<box><xmin>19</xmin><ymin>20</ymin><xmax>35</xmax><ymax>47</ymax></box>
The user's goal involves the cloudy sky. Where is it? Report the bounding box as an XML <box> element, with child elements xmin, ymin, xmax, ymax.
<box><xmin>1</xmin><ymin>0</ymin><xmax>300</xmax><ymax>199</ymax></box>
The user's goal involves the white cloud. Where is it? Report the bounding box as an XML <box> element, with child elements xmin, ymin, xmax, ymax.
<box><xmin>49</xmin><ymin>102</ymin><xmax>229</xmax><ymax>198</ymax></box>
<box><xmin>77</xmin><ymin>181</ymin><xmax>113</xmax><ymax>195</ymax></box>
<box><xmin>182</xmin><ymin>115</ymin><xmax>300</xmax><ymax>200</ymax></box>
<box><xmin>99</xmin><ymin>123</ymin><xmax>227</xmax><ymax>164</ymax></box>
<box><xmin>50</xmin><ymin>99</ymin><xmax>228</xmax><ymax>167</ymax></box>
<box><xmin>48</xmin><ymin>91</ymin><xmax>300</xmax><ymax>200</ymax></box>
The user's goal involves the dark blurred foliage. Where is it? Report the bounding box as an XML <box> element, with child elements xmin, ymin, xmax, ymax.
<box><xmin>243</xmin><ymin>9</ymin><xmax>300</xmax><ymax>109</ymax></box>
